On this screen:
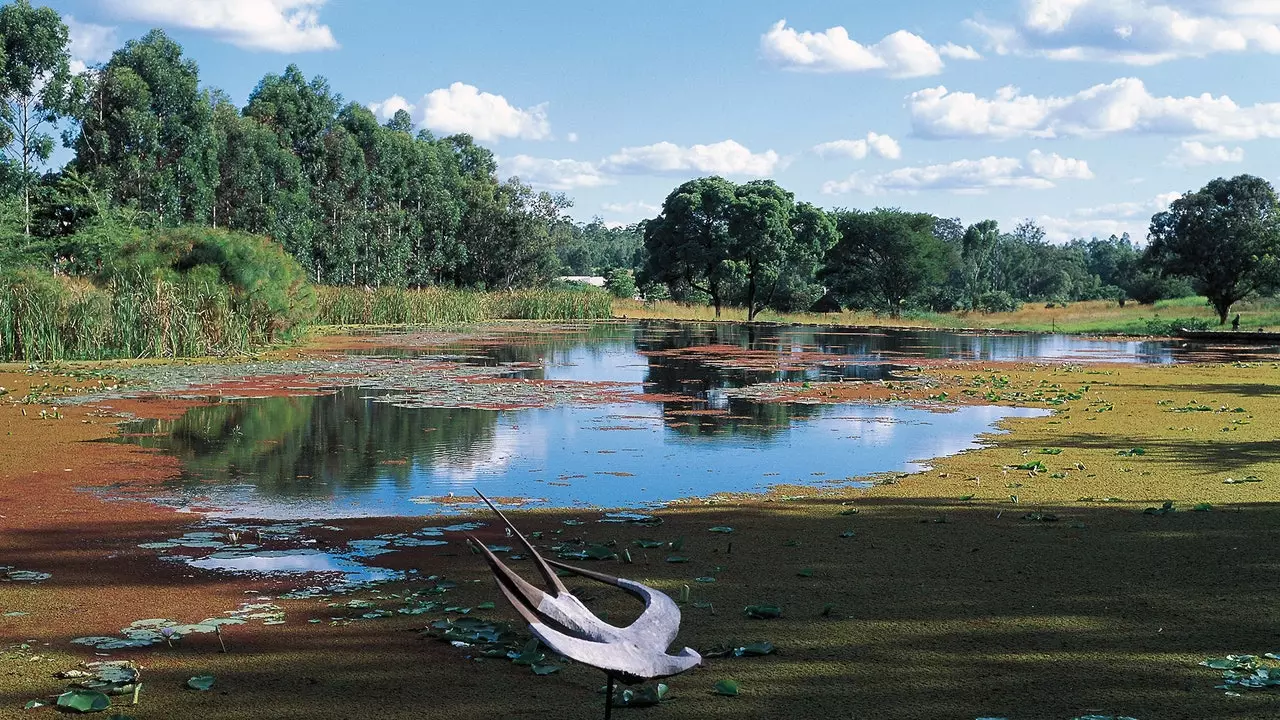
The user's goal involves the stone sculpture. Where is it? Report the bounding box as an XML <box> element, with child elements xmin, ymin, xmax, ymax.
<box><xmin>470</xmin><ymin>491</ymin><xmax>701</xmax><ymax>718</ymax></box>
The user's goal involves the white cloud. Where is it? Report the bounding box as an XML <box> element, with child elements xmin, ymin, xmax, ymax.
<box><xmin>761</xmin><ymin>19</ymin><xmax>975</xmax><ymax>77</ymax></box>
<box><xmin>601</xmin><ymin>140</ymin><xmax>781</xmax><ymax>176</ymax></box>
<box><xmin>939</xmin><ymin>42</ymin><xmax>983</xmax><ymax>59</ymax></box>
<box><xmin>813</xmin><ymin>132</ymin><xmax>902</xmax><ymax>160</ymax></box>
<box><xmin>65</xmin><ymin>16</ymin><xmax>117</xmax><ymax>69</ymax></box>
<box><xmin>367</xmin><ymin>95</ymin><xmax>414</xmax><ymax>120</ymax></box>
<box><xmin>1036</xmin><ymin>190</ymin><xmax>1182</xmax><ymax>242</ymax></box>
<box><xmin>101</xmin><ymin>0</ymin><xmax>338</xmax><ymax>52</ymax></box>
<box><xmin>1165</xmin><ymin>139</ymin><xmax>1245</xmax><ymax>166</ymax></box>
<box><xmin>602</xmin><ymin>201</ymin><xmax>660</xmax><ymax>215</ymax></box>
<box><xmin>500</xmin><ymin>155</ymin><xmax>611</xmax><ymax>190</ymax></box>
<box><xmin>370</xmin><ymin>83</ymin><xmax>551</xmax><ymax>142</ymax></box>
<box><xmin>422</xmin><ymin>83</ymin><xmax>550</xmax><ymax>142</ymax></box>
<box><xmin>908</xmin><ymin>77</ymin><xmax>1280</xmax><ymax>141</ymax></box>
<box><xmin>567</xmin><ymin>132</ymin><xmax>579</xmax><ymax>143</ymax></box>
<box><xmin>822</xmin><ymin>150</ymin><xmax>1093</xmax><ymax>195</ymax></box>
<box><xmin>969</xmin><ymin>0</ymin><xmax>1280</xmax><ymax>64</ymax></box>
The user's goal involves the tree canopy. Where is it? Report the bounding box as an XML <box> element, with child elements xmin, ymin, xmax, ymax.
<box><xmin>1146</xmin><ymin>174</ymin><xmax>1280</xmax><ymax>323</ymax></box>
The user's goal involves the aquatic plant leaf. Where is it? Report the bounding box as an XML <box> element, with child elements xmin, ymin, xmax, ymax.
<box><xmin>839</xmin><ymin>530</ymin><xmax>855</xmax><ymax>538</ymax></box>
<box><xmin>24</xmin><ymin>700</ymin><xmax>46</xmax><ymax>709</ymax></box>
<box><xmin>56</xmin><ymin>690</ymin><xmax>111</xmax><ymax>713</ymax></box>
<box><xmin>1192</xmin><ymin>503</ymin><xmax>1213</xmax><ymax>511</ymax></box>
<box><xmin>736</xmin><ymin>642</ymin><xmax>776</xmax><ymax>657</ymax></box>
<box><xmin>695</xmin><ymin>576</ymin><xmax>716</xmax><ymax>583</ymax></box>
<box><xmin>743</xmin><ymin>605</ymin><xmax>782</xmax><ymax>619</ymax></box>
<box><xmin>665</xmin><ymin>555</ymin><xmax>690</xmax><ymax>563</ymax></box>
<box><xmin>796</xmin><ymin>568</ymin><xmax>813</xmax><ymax>578</ymax></box>
<box><xmin>186</xmin><ymin>676</ymin><xmax>215</xmax><ymax>691</ymax></box>
<box><xmin>531</xmin><ymin>663</ymin><xmax>563</xmax><ymax>675</ymax></box>
<box><xmin>713</xmin><ymin>679</ymin><xmax>739</xmax><ymax>696</ymax></box>
<box><xmin>708</xmin><ymin>526</ymin><xmax>734</xmax><ymax>533</ymax></box>
<box><xmin>633</xmin><ymin>539</ymin><xmax>665</xmax><ymax>549</ymax></box>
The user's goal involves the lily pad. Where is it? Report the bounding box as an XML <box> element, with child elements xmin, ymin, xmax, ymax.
<box><xmin>611</xmin><ymin>683</ymin><xmax>668</xmax><ymax>708</ymax></box>
<box><xmin>633</xmin><ymin>539</ymin><xmax>665</xmax><ymax>549</ymax></box>
<box><xmin>56</xmin><ymin>690</ymin><xmax>111</xmax><ymax>713</ymax></box>
<box><xmin>743</xmin><ymin>604</ymin><xmax>782</xmax><ymax>619</ymax></box>
<box><xmin>708</xmin><ymin>526</ymin><xmax>735</xmax><ymax>534</ymax></box>
<box><xmin>713</xmin><ymin>679</ymin><xmax>739</xmax><ymax>696</ymax></box>
<box><xmin>186</xmin><ymin>676</ymin><xmax>215</xmax><ymax>691</ymax></box>
<box><xmin>664</xmin><ymin>555</ymin><xmax>690</xmax><ymax>563</ymax></box>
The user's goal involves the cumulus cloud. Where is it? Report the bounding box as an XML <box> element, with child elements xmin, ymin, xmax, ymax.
<box><xmin>1165</xmin><ymin>140</ymin><xmax>1245</xmax><ymax>166</ymax></box>
<box><xmin>908</xmin><ymin>77</ymin><xmax>1280</xmax><ymax>141</ymax></box>
<box><xmin>65</xmin><ymin>16</ymin><xmax>117</xmax><ymax>70</ymax></box>
<box><xmin>821</xmin><ymin>150</ymin><xmax>1093</xmax><ymax>195</ymax></box>
<box><xmin>601</xmin><ymin>140</ymin><xmax>781</xmax><ymax>176</ymax></box>
<box><xmin>500</xmin><ymin>155</ymin><xmax>611</xmax><ymax>190</ymax></box>
<box><xmin>100</xmin><ymin>0</ymin><xmax>338</xmax><ymax>52</ymax></box>
<box><xmin>761</xmin><ymin>19</ymin><xmax>977</xmax><ymax>77</ymax></box>
<box><xmin>367</xmin><ymin>95</ymin><xmax>414</xmax><ymax>120</ymax></box>
<box><xmin>1034</xmin><ymin>191</ymin><xmax>1182</xmax><ymax>242</ymax></box>
<box><xmin>369</xmin><ymin>83</ymin><xmax>551</xmax><ymax>142</ymax></box>
<box><xmin>968</xmin><ymin>0</ymin><xmax>1280</xmax><ymax>64</ymax></box>
<box><xmin>813</xmin><ymin>132</ymin><xmax>902</xmax><ymax>160</ymax></box>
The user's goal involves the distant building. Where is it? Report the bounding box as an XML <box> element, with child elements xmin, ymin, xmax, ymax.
<box><xmin>559</xmin><ymin>276</ymin><xmax>606</xmax><ymax>287</ymax></box>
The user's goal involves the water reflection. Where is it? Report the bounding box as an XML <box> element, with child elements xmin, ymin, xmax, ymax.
<box><xmin>111</xmin><ymin>320</ymin><xmax>1266</xmax><ymax>519</ymax></box>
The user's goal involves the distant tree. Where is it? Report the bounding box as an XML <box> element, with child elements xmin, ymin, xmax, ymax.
<box><xmin>1146</xmin><ymin>175</ymin><xmax>1280</xmax><ymax>323</ymax></box>
<box><xmin>604</xmin><ymin>267</ymin><xmax>636</xmax><ymax>298</ymax></box>
<box><xmin>728</xmin><ymin>181</ymin><xmax>837</xmax><ymax>320</ymax></box>
<box><xmin>0</xmin><ymin>0</ymin><xmax>71</xmax><ymax>236</ymax></box>
<box><xmin>823</xmin><ymin>208</ymin><xmax>956</xmax><ymax>316</ymax></box>
<box><xmin>959</xmin><ymin>219</ymin><xmax>1000</xmax><ymax>310</ymax></box>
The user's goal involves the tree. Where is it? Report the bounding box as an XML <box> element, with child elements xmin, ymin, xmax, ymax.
<box><xmin>642</xmin><ymin>177</ymin><xmax>737</xmax><ymax>317</ymax></box>
<box><xmin>1146</xmin><ymin>175</ymin><xmax>1280</xmax><ymax>323</ymax></box>
<box><xmin>958</xmin><ymin>219</ymin><xmax>1000</xmax><ymax>310</ymax></box>
<box><xmin>0</xmin><ymin>0</ymin><xmax>70</xmax><ymax>236</ymax></box>
<box><xmin>68</xmin><ymin>30</ymin><xmax>215</xmax><ymax>225</ymax></box>
<box><xmin>822</xmin><ymin>208</ymin><xmax>956</xmax><ymax>316</ymax></box>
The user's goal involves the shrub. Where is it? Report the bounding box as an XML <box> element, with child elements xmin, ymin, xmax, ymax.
<box><xmin>975</xmin><ymin>290</ymin><xmax>1021</xmax><ymax>313</ymax></box>
<box><xmin>604</xmin><ymin>268</ymin><xmax>637</xmax><ymax>299</ymax></box>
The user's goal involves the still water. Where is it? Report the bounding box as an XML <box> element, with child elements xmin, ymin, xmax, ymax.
<box><xmin>106</xmin><ymin>319</ymin><xmax>1259</xmax><ymax>519</ymax></box>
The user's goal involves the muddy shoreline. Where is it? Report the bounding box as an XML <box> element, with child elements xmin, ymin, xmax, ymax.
<box><xmin>2</xmin><ymin>331</ymin><xmax>1278</xmax><ymax>720</ymax></box>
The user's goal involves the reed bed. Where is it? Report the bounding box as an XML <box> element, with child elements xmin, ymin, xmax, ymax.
<box><xmin>0</xmin><ymin>272</ymin><xmax>270</xmax><ymax>362</ymax></box>
<box><xmin>315</xmin><ymin>286</ymin><xmax>613</xmax><ymax>325</ymax></box>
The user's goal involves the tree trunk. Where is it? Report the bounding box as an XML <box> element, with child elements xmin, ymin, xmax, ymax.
<box><xmin>746</xmin><ymin>272</ymin><xmax>757</xmax><ymax>322</ymax></box>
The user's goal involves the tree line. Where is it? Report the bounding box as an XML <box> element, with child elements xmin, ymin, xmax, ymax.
<box><xmin>638</xmin><ymin>175</ymin><xmax>1280</xmax><ymax>324</ymax></box>
<box><xmin>2</xmin><ymin>1</ymin><xmax>1276</xmax><ymax>325</ymax></box>
<box><xmin>0</xmin><ymin>1</ymin><xmax>638</xmax><ymax>291</ymax></box>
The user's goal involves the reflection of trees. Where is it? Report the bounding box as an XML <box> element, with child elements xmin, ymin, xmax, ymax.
<box><xmin>119</xmin><ymin>388</ymin><xmax>501</xmax><ymax>496</ymax></box>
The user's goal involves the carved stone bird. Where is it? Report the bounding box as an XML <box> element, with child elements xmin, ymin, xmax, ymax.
<box><xmin>469</xmin><ymin>491</ymin><xmax>700</xmax><ymax>716</ymax></box>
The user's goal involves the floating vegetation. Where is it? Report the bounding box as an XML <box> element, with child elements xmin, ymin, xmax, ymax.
<box><xmin>1</xmin><ymin>566</ymin><xmax>52</xmax><ymax>583</ymax></box>
<box><xmin>1223</xmin><ymin>475</ymin><xmax>1263</xmax><ymax>484</ymax></box>
<box><xmin>743</xmin><ymin>605</ymin><xmax>782</xmax><ymax>619</ymax></box>
<box><xmin>70</xmin><ymin>601</ymin><xmax>281</xmax><ymax>650</ymax></box>
<box><xmin>1200</xmin><ymin>654</ymin><xmax>1280</xmax><ymax>693</ymax></box>
<box><xmin>713</xmin><ymin>679</ymin><xmax>741</xmax><ymax>696</ymax></box>
<box><xmin>1143</xmin><ymin>501</ymin><xmax>1175</xmax><ymax>516</ymax></box>
<box><xmin>186</xmin><ymin>676</ymin><xmax>215</xmax><ymax>691</ymax></box>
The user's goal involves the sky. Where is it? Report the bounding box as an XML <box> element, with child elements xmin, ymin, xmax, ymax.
<box><xmin>35</xmin><ymin>0</ymin><xmax>1280</xmax><ymax>242</ymax></box>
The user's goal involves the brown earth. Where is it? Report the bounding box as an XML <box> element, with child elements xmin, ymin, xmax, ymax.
<box><xmin>1</xmin><ymin>354</ymin><xmax>1279</xmax><ymax>720</ymax></box>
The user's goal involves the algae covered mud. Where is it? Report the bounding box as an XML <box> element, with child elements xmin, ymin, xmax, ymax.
<box><xmin>3</xmin><ymin>320</ymin><xmax>1280</xmax><ymax>720</ymax></box>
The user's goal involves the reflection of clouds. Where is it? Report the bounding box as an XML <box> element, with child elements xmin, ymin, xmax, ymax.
<box><xmin>188</xmin><ymin>549</ymin><xmax>401</xmax><ymax>584</ymax></box>
<box><xmin>431</xmin><ymin>418</ymin><xmax>550</xmax><ymax>484</ymax></box>
<box><xmin>544</xmin><ymin>345</ymin><xmax>649</xmax><ymax>387</ymax></box>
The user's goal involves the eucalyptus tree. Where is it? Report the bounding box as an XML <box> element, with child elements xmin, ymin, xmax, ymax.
<box><xmin>1146</xmin><ymin>174</ymin><xmax>1280</xmax><ymax>323</ymax></box>
<box><xmin>68</xmin><ymin>29</ymin><xmax>215</xmax><ymax>225</ymax></box>
<box><xmin>0</xmin><ymin>0</ymin><xmax>70</xmax><ymax>236</ymax></box>
<box><xmin>728</xmin><ymin>181</ymin><xmax>836</xmax><ymax>320</ymax></box>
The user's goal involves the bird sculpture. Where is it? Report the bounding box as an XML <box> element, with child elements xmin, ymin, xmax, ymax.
<box><xmin>469</xmin><ymin>491</ymin><xmax>701</xmax><ymax>718</ymax></box>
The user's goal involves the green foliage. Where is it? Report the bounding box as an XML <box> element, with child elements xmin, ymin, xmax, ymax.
<box><xmin>643</xmin><ymin>177</ymin><xmax>836</xmax><ymax>320</ymax></box>
<box><xmin>975</xmin><ymin>290</ymin><xmax>1021</xmax><ymax>313</ymax></box>
<box><xmin>604</xmin><ymin>268</ymin><xmax>637</xmax><ymax>298</ymax></box>
<box><xmin>823</xmin><ymin>208</ymin><xmax>955</xmax><ymax>316</ymax></box>
<box><xmin>1146</xmin><ymin>174</ymin><xmax>1280</xmax><ymax>322</ymax></box>
<box><xmin>314</xmin><ymin>285</ymin><xmax>612</xmax><ymax>325</ymax></box>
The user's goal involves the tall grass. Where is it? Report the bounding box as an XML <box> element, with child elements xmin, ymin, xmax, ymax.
<box><xmin>0</xmin><ymin>270</ymin><xmax>276</xmax><ymax>362</ymax></box>
<box><xmin>315</xmin><ymin>286</ymin><xmax>613</xmax><ymax>325</ymax></box>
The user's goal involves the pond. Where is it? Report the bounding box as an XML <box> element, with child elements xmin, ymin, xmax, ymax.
<box><xmin>108</xmin><ymin>318</ymin><xmax>1269</xmax><ymax>520</ymax></box>
<box><xmin>101</xmin><ymin>320</ymin><xmax>1274</xmax><ymax>586</ymax></box>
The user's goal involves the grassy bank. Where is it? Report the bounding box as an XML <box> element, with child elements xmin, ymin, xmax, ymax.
<box><xmin>617</xmin><ymin>295</ymin><xmax>1280</xmax><ymax>335</ymax></box>
<box><xmin>315</xmin><ymin>285</ymin><xmax>614</xmax><ymax>325</ymax></box>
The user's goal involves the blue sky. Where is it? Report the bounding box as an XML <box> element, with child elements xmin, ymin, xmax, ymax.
<box><xmin>39</xmin><ymin>0</ymin><xmax>1280</xmax><ymax>242</ymax></box>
